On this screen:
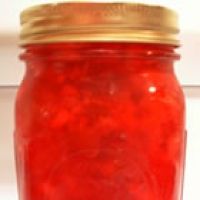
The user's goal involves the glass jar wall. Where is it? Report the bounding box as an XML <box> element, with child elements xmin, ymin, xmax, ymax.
<box><xmin>15</xmin><ymin>3</ymin><xmax>186</xmax><ymax>200</ymax></box>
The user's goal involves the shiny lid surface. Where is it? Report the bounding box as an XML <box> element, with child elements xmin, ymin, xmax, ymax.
<box><xmin>20</xmin><ymin>2</ymin><xmax>180</xmax><ymax>45</ymax></box>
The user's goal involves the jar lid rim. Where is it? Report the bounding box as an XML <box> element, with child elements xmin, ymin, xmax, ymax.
<box><xmin>20</xmin><ymin>2</ymin><xmax>180</xmax><ymax>45</ymax></box>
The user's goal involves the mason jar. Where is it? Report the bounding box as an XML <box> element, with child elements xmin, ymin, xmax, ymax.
<box><xmin>15</xmin><ymin>3</ymin><xmax>186</xmax><ymax>200</ymax></box>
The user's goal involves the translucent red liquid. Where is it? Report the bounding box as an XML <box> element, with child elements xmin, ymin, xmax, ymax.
<box><xmin>15</xmin><ymin>43</ymin><xmax>186</xmax><ymax>200</ymax></box>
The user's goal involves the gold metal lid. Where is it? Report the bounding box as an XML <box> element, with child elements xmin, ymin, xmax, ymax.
<box><xmin>20</xmin><ymin>2</ymin><xmax>180</xmax><ymax>45</ymax></box>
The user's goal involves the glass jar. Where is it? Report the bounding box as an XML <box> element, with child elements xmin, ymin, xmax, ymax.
<box><xmin>15</xmin><ymin>3</ymin><xmax>186</xmax><ymax>200</ymax></box>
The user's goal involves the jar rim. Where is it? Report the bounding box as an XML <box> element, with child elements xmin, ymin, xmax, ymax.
<box><xmin>20</xmin><ymin>2</ymin><xmax>180</xmax><ymax>46</ymax></box>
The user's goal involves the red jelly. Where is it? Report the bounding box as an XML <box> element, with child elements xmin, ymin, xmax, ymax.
<box><xmin>15</xmin><ymin>3</ymin><xmax>186</xmax><ymax>200</ymax></box>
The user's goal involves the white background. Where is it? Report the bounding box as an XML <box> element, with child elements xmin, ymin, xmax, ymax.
<box><xmin>1</xmin><ymin>0</ymin><xmax>200</xmax><ymax>32</ymax></box>
<box><xmin>1</xmin><ymin>88</ymin><xmax>200</xmax><ymax>200</ymax></box>
<box><xmin>1</xmin><ymin>0</ymin><xmax>200</xmax><ymax>86</ymax></box>
<box><xmin>0</xmin><ymin>1</ymin><xmax>200</xmax><ymax>200</ymax></box>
